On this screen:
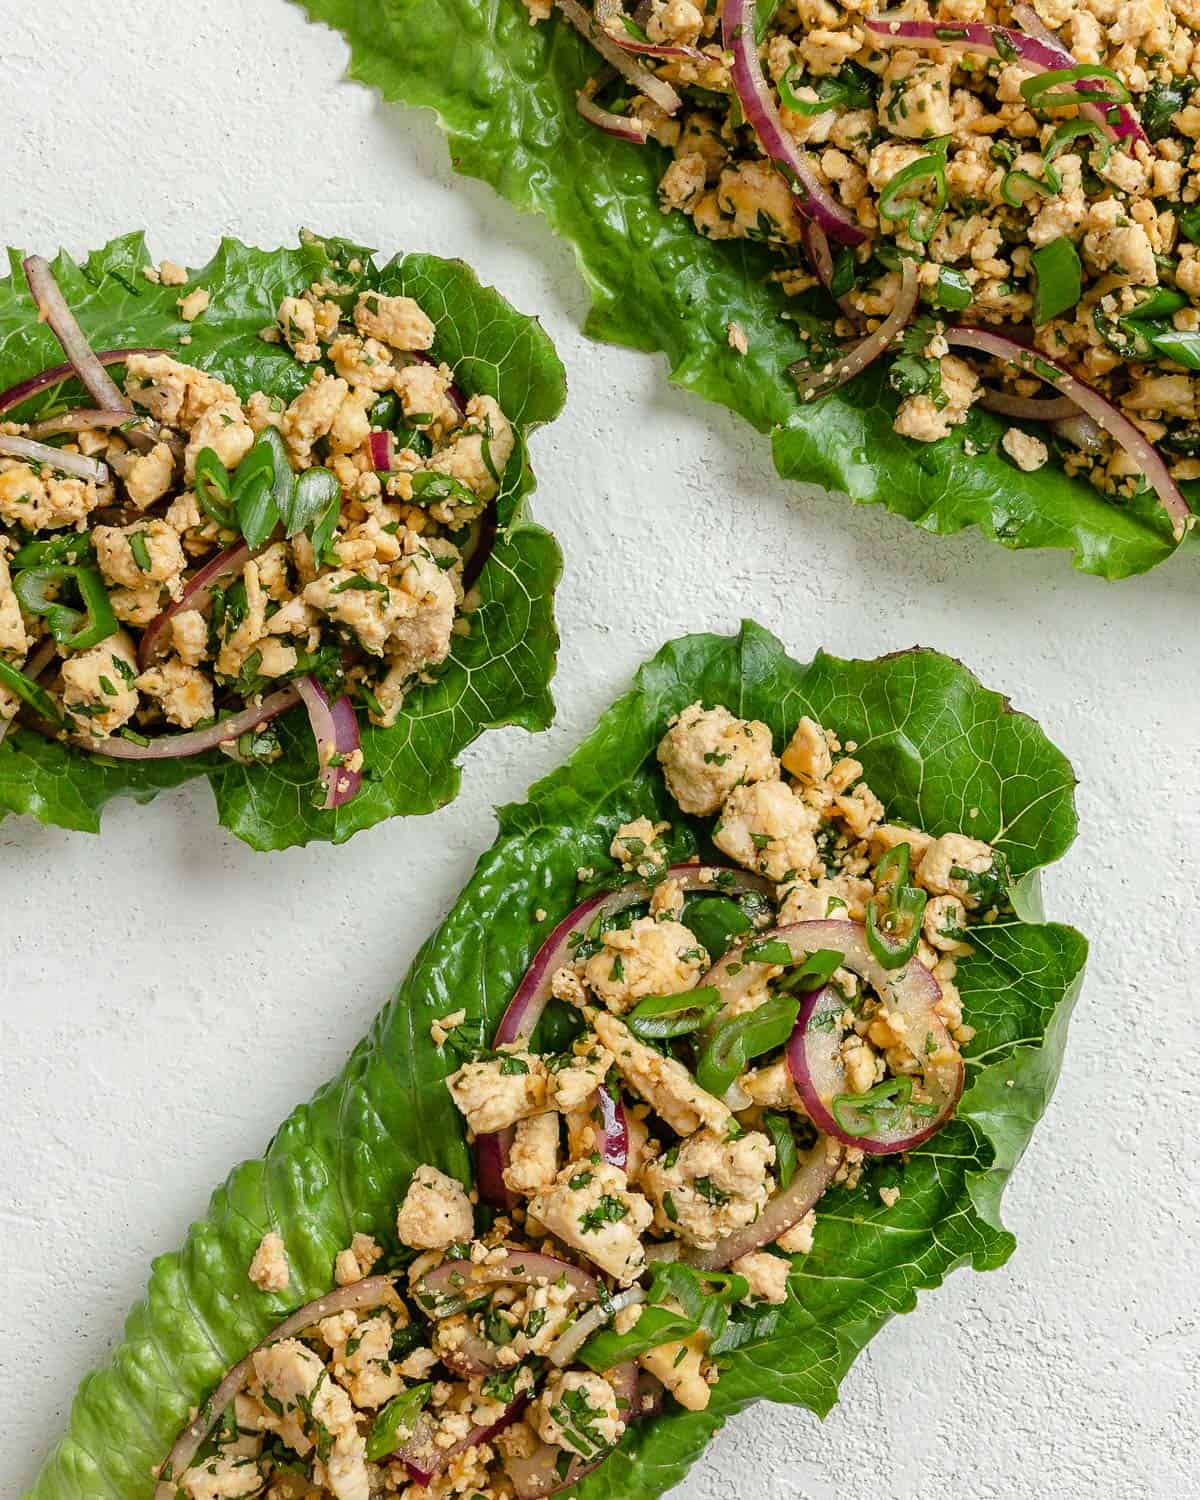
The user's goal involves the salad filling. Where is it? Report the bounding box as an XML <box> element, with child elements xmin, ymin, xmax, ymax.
<box><xmin>539</xmin><ymin>0</ymin><xmax>1200</xmax><ymax>539</ymax></box>
<box><xmin>0</xmin><ymin>255</ymin><xmax>514</xmax><ymax>807</ymax></box>
<box><xmin>168</xmin><ymin>699</ymin><xmax>1004</xmax><ymax>1500</ymax></box>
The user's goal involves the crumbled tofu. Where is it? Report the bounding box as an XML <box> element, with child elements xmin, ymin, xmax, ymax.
<box><xmin>396</xmin><ymin>1164</ymin><xmax>474</xmax><ymax>1249</ymax></box>
<box><xmin>582</xmin><ymin>916</ymin><xmax>708</xmax><ymax>1015</ymax></box>
<box><xmin>248</xmin><ymin>1231</ymin><xmax>290</xmax><ymax>1292</ymax></box>
<box><xmin>732</xmin><ymin>1251</ymin><xmax>791</xmax><ymax>1304</ymax></box>
<box><xmin>529</xmin><ymin>1161</ymin><xmax>653</xmax><ymax>1284</ymax></box>
<box><xmin>1001</xmin><ymin>427</ymin><xmax>1049</xmax><ymax>472</ymax></box>
<box><xmin>657</xmin><ymin>701</ymin><xmax>779</xmax><ymax>815</ymax></box>
<box><xmin>178</xmin><ymin>287</ymin><xmax>211</xmax><ymax>322</ymax></box>
<box><xmin>446</xmin><ymin>1051</ymin><xmax>549</xmax><ymax>1133</ymax></box>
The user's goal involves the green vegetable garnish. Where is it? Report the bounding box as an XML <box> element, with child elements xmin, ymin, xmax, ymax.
<box><xmin>13</xmin><ymin>564</ymin><xmax>118</xmax><ymax>652</ymax></box>
<box><xmin>830</xmin><ymin>1075</ymin><xmax>934</xmax><ymax>1138</ymax></box>
<box><xmin>0</xmin><ymin>657</ymin><xmax>65</xmax><ymax>726</ymax></box>
<box><xmin>365</xmin><ymin>1383</ymin><xmax>433</xmax><ymax>1461</ymax></box>
<box><xmin>1019</xmin><ymin>65</ymin><xmax>1130</xmax><ymax>112</ymax></box>
<box><xmin>878</xmin><ymin>140</ymin><xmax>949</xmax><ymax>245</ymax></box>
<box><xmin>865</xmin><ymin>844</ymin><xmax>926</xmax><ymax>969</ymax></box>
<box><xmin>696</xmin><ymin>992</ymin><xmax>800</xmax><ymax>1097</ymax></box>
<box><xmin>762</xmin><ymin>1111</ymin><xmax>798</xmax><ymax>1189</ymax></box>
<box><xmin>627</xmin><ymin>986</ymin><xmax>721</xmax><ymax>1040</ymax></box>
<box><xmin>1031</xmin><ymin>239</ymin><xmax>1083</xmax><ymax>326</ymax></box>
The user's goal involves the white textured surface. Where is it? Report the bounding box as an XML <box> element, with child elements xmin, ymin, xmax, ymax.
<box><xmin>1</xmin><ymin>3</ymin><xmax>1197</xmax><ymax>1497</ymax></box>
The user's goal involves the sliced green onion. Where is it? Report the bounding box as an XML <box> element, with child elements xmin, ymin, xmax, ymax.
<box><xmin>1179</xmin><ymin>205</ymin><xmax>1200</xmax><ymax>247</ymax></box>
<box><xmin>128</xmin><ymin>530</ymin><xmax>152</xmax><ymax>573</ymax></box>
<box><xmin>878</xmin><ymin>141</ymin><xmax>949</xmax><ymax>245</ymax></box>
<box><xmin>1000</xmin><ymin>168</ymin><xmax>1055</xmax><ymax>208</ymax></box>
<box><xmin>627</xmin><ymin>986</ymin><xmax>721</xmax><ymax>1040</ymax></box>
<box><xmin>283</xmin><ymin>465</ymin><xmax>341</xmax><ymax>538</ymax></box>
<box><xmin>761</xmin><ymin>1111</ymin><xmax>798</xmax><ymax>1189</ymax></box>
<box><xmin>743</xmin><ymin>938</ymin><xmax>793</xmax><ymax>965</ymax></box>
<box><xmin>682</xmin><ymin>895</ymin><xmax>753</xmax><ymax>960</ymax></box>
<box><xmin>1043</xmin><ymin>118</ymin><xmax>1111</xmax><ymax>174</ymax></box>
<box><xmin>365</xmin><ymin>1383</ymin><xmax>433</xmax><ymax>1461</ymax></box>
<box><xmin>0</xmin><ymin>657</ymin><xmax>64</xmax><ymax>726</ymax></box>
<box><xmin>1031</xmin><ymin>238</ymin><xmax>1083</xmax><ymax>326</ymax></box>
<box><xmin>578</xmin><ymin>1307</ymin><xmax>694</xmax><ymax>1371</ymax></box>
<box><xmin>1020</xmin><ymin>65</ymin><xmax>1131</xmax><ymax>113</ymax></box>
<box><xmin>193</xmin><ymin>446</ymin><xmax>236</xmax><ymax>529</ymax></box>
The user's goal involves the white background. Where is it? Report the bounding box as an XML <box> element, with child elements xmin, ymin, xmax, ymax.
<box><xmin>1</xmin><ymin>4</ymin><xmax>1196</xmax><ymax>1497</ymax></box>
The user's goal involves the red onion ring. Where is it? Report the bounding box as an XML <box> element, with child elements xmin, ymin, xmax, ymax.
<box><xmin>978</xmin><ymin>388</ymin><xmax>1079</xmax><ymax>422</ymax></box>
<box><xmin>368</xmin><ymin>429</ymin><xmax>394</xmax><ymax>472</ymax></box>
<box><xmin>946</xmin><ymin>325</ymin><xmax>1190</xmax><ymax>540</ymax></box>
<box><xmin>25</xmin><ymin>408</ymin><xmax>176</xmax><ymax>453</ymax></box>
<box><xmin>577</xmin><ymin>85</ymin><xmax>651</xmax><ymax>144</ymax></box>
<box><xmin>546</xmin><ymin>1287</ymin><xmax>646</xmax><ymax>1369</ymax></box>
<box><xmin>413</xmin><ymin>1248</ymin><xmax>600</xmax><ymax>1320</ymax></box>
<box><xmin>502</xmin><ymin>1361</ymin><xmax>639</xmax><ymax>1498</ymax></box>
<box><xmin>802</xmin><ymin>222</ymin><xmax>861</xmax><ymax>320</ymax></box>
<box><xmin>155</xmin><ymin>1273</ymin><xmax>404</xmax><ymax>1500</ymax></box>
<box><xmin>791</xmin><ymin>257</ymin><xmax>918</xmax><ymax>399</ymax></box>
<box><xmin>596</xmin><ymin>1082</ymin><xmax>630</xmax><ymax>1168</ymax></box>
<box><xmin>724</xmin><ymin>0</ymin><xmax>865</xmax><ymax>245</ymax></box>
<box><xmin>138</xmin><ymin>541</ymin><xmax>254</xmax><ymax>669</ymax></box>
<box><xmin>682</xmin><ymin>1141</ymin><xmax>839</xmax><ymax>1268</ymax></box>
<box><xmin>401</xmin><ymin>1396</ymin><xmax>530</xmax><ymax>1485</ymax></box>
<box><xmin>606</xmin><ymin>31</ymin><xmax>709</xmax><ymax>65</ymax></box>
<box><xmin>555</xmin><ymin>0</ymin><xmax>682</xmax><ymax>115</ymax></box>
<box><xmin>73</xmin><ymin>686</ymin><xmax>300</xmax><ymax>759</ymax></box>
<box><xmin>0</xmin><ymin>433</ymin><xmax>108</xmax><ymax>484</ymax></box>
<box><xmin>0</xmin><ymin>348</ymin><xmax>167</xmax><ymax>418</ymax></box>
<box><xmin>23</xmin><ymin>256</ymin><xmax>133</xmax><ymax>415</ymax></box>
<box><xmin>474</xmin><ymin>1128</ymin><xmax>519</xmax><ymax>1211</ymax></box>
<box><xmin>477</xmin><ymin>864</ymin><xmax>771</xmax><ymax>1191</ymax></box>
<box><xmin>295</xmin><ymin>674</ymin><xmax>362</xmax><ymax>810</ymax></box>
<box><xmin>864</xmin><ymin>13</ymin><xmax>1147</xmax><ymax>146</ymax></box>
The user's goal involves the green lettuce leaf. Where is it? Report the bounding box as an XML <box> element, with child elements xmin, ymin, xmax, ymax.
<box><xmin>291</xmin><ymin>0</ymin><xmax>1193</xmax><ymax>579</ymax></box>
<box><xmin>27</xmin><ymin>621</ymin><xmax>1087</xmax><ymax>1500</ymax></box>
<box><xmin>0</xmin><ymin>231</ymin><xmax>565</xmax><ymax>849</ymax></box>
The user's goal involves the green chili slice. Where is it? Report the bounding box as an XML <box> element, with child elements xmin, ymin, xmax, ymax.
<box><xmin>193</xmin><ymin>446</ymin><xmax>236</xmax><ymax>529</ymax></box>
<box><xmin>878</xmin><ymin>140</ymin><xmax>949</xmax><ymax>245</ymax></box>
<box><xmin>1043</xmin><ymin>118</ymin><xmax>1111</xmax><ymax>174</ymax></box>
<box><xmin>696</xmin><ymin>993</ymin><xmax>800</xmax><ymax>1098</ymax></box>
<box><xmin>865</xmin><ymin>843</ymin><xmax>927</xmax><ymax>969</ymax></box>
<box><xmin>13</xmin><ymin>564</ymin><xmax>118</xmax><ymax>651</ymax></box>
<box><xmin>1019</xmin><ymin>65</ymin><xmax>1131</xmax><ymax>112</ymax></box>
<box><xmin>830</xmin><ymin>1076</ymin><xmax>930</xmax><ymax>1138</ymax></box>
<box><xmin>627</xmin><ymin>986</ymin><xmax>721</xmax><ymax>1041</ymax></box>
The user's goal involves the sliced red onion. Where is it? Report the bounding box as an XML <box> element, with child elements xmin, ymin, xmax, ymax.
<box><xmin>0</xmin><ymin>638</ymin><xmax>56</xmax><ymax>750</ymax></box>
<box><xmin>400</xmin><ymin>1395</ymin><xmax>530</xmax><ymax>1485</ymax></box>
<box><xmin>156</xmin><ymin>1273</ymin><xmax>403</xmax><ymax>1499</ymax></box>
<box><xmin>724</xmin><ymin>0</ymin><xmax>865</xmax><ymax>245</ymax></box>
<box><xmin>368</xmin><ymin>429</ymin><xmax>394</xmax><ymax>472</ymax></box>
<box><xmin>864</xmin><ymin>13</ymin><xmax>1147</xmax><ymax>146</ymax></box>
<box><xmin>475</xmin><ymin>1127</ymin><xmax>518</xmax><ymax>1211</ymax></box>
<box><xmin>295</xmin><ymin>675</ymin><xmax>362</xmax><ymax>810</ymax></box>
<box><xmin>605</xmin><ymin>30</ymin><xmax>709</xmax><ymax>65</ymax></box>
<box><xmin>634</xmin><ymin>1371</ymin><xmax>665</xmax><ymax>1420</ymax></box>
<box><xmin>718</xmin><ymin>918</ymin><xmax>962</xmax><ymax>1153</ymax></box>
<box><xmin>683</xmin><ymin>1140</ymin><xmax>839</xmax><ymax>1270</ymax></box>
<box><xmin>495</xmin><ymin>864</ymin><xmax>772</xmax><ymax>1047</ymax></box>
<box><xmin>791</xmin><ymin>257</ymin><xmax>918</xmax><ymax>400</ymax></box>
<box><xmin>479</xmin><ymin>864</ymin><xmax>771</xmax><ymax>1191</ymax></box>
<box><xmin>138</xmin><ymin>541</ymin><xmax>253</xmax><ymax>669</ymax></box>
<box><xmin>413</xmin><ymin>1248</ymin><xmax>599</xmax><ymax>1320</ymax></box>
<box><xmin>503</xmin><ymin>1362</ymin><xmax>638</xmax><ymax>1499</ymax></box>
<box><xmin>802</xmin><ymin>222</ymin><xmax>860</xmax><ymax>320</ymax></box>
<box><xmin>547</xmin><ymin>1287</ymin><xmax>646</xmax><ymax>1369</ymax></box>
<box><xmin>0</xmin><ymin>348</ymin><xmax>166</xmax><ymax>418</ymax></box>
<box><xmin>26</xmin><ymin>408</ymin><xmax>175</xmax><ymax>451</ymax></box>
<box><xmin>946</xmin><ymin>325</ymin><xmax>1190</xmax><ymax>540</ymax></box>
<box><xmin>979</xmin><ymin>388</ymin><xmax>1079</xmax><ymax>422</ymax></box>
<box><xmin>23</xmin><ymin>256</ymin><xmax>133</xmax><ymax>414</ymax></box>
<box><xmin>577</xmin><ymin>85</ymin><xmax>650</xmax><ymax>144</ymax></box>
<box><xmin>74</xmin><ymin>686</ymin><xmax>300</xmax><ymax>758</ymax></box>
<box><xmin>0</xmin><ymin>433</ymin><xmax>108</xmax><ymax>484</ymax></box>
<box><xmin>555</xmin><ymin>0</ymin><xmax>681</xmax><ymax>115</ymax></box>
<box><xmin>1052</xmin><ymin>411</ymin><xmax>1104</xmax><ymax>453</ymax></box>
<box><xmin>596</xmin><ymin>1082</ymin><xmax>629</xmax><ymax>1168</ymax></box>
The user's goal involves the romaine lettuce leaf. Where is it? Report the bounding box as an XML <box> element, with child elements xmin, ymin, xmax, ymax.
<box><xmin>292</xmin><ymin>0</ymin><xmax>1192</xmax><ymax>579</ymax></box>
<box><xmin>0</xmin><ymin>231</ymin><xmax>565</xmax><ymax>849</ymax></box>
<box><xmin>27</xmin><ymin>621</ymin><xmax>1087</xmax><ymax>1500</ymax></box>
